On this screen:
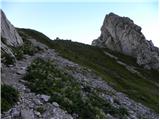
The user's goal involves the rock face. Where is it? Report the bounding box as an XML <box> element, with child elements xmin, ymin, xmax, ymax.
<box><xmin>92</xmin><ymin>12</ymin><xmax>159</xmax><ymax>70</ymax></box>
<box><xmin>1</xmin><ymin>10</ymin><xmax>23</xmax><ymax>58</ymax></box>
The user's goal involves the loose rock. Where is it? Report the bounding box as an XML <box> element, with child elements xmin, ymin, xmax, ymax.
<box><xmin>21</xmin><ymin>109</ymin><xmax>34</xmax><ymax>119</ymax></box>
<box><xmin>40</xmin><ymin>95</ymin><xmax>51</xmax><ymax>102</ymax></box>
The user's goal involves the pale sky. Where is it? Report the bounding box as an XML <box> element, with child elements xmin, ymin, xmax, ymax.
<box><xmin>1</xmin><ymin>0</ymin><xmax>159</xmax><ymax>47</ymax></box>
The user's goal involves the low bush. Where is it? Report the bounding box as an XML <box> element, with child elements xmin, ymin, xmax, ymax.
<box><xmin>36</xmin><ymin>106</ymin><xmax>46</xmax><ymax>114</ymax></box>
<box><xmin>24</xmin><ymin>58</ymin><xmax>128</xmax><ymax>118</ymax></box>
<box><xmin>1</xmin><ymin>52</ymin><xmax>15</xmax><ymax>65</ymax></box>
<box><xmin>12</xmin><ymin>39</ymin><xmax>38</xmax><ymax>60</ymax></box>
<box><xmin>1</xmin><ymin>84</ymin><xmax>19</xmax><ymax>112</ymax></box>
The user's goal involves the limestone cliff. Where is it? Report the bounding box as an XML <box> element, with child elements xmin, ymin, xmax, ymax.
<box><xmin>1</xmin><ymin>10</ymin><xmax>23</xmax><ymax>58</ymax></box>
<box><xmin>92</xmin><ymin>13</ymin><xmax>159</xmax><ymax>70</ymax></box>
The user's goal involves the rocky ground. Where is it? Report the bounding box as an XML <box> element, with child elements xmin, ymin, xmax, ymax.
<box><xmin>1</xmin><ymin>52</ymin><xmax>72</xmax><ymax>119</ymax></box>
<box><xmin>1</xmin><ymin>39</ymin><xmax>158</xmax><ymax>119</ymax></box>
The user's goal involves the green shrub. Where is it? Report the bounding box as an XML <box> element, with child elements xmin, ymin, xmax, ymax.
<box><xmin>24</xmin><ymin>58</ymin><xmax>128</xmax><ymax>118</ymax></box>
<box><xmin>36</xmin><ymin>106</ymin><xmax>45</xmax><ymax>114</ymax></box>
<box><xmin>12</xmin><ymin>39</ymin><xmax>38</xmax><ymax>60</ymax></box>
<box><xmin>1</xmin><ymin>52</ymin><xmax>15</xmax><ymax>65</ymax></box>
<box><xmin>1</xmin><ymin>84</ymin><xmax>19</xmax><ymax>112</ymax></box>
<box><xmin>13</xmin><ymin>46</ymin><xmax>24</xmax><ymax>60</ymax></box>
<box><xmin>118</xmin><ymin>107</ymin><xmax>129</xmax><ymax>118</ymax></box>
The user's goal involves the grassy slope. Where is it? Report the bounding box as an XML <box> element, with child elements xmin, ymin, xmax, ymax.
<box><xmin>17</xmin><ymin>28</ymin><xmax>159</xmax><ymax>113</ymax></box>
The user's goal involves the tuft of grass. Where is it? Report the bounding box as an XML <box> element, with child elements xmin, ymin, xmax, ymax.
<box><xmin>1</xmin><ymin>84</ymin><xmax>19</xmax><ymax>112</ymax></box>
<box><xmin>36</xmin><ymin>106</ymin><xmax>45</xmax><ymax>114</ymax></box>
<box><xmin>1</xmin><ymin>52</ymin><xmax>15</xmax><ymax>65</ymax></box>
<box><xmin>18</xmin><ymin>28</ymin><xmax>159</xmax><ymax>113</ymax></box>
<box><xmin>12</xmin><ymin>39</ymin><xmax>38</xmax><ymax>60</ymax></box>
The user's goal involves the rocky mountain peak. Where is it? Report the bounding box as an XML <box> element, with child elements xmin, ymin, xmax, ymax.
<box><xmin>1</xmin><ymin>9</ymin><xmax>23</xmax><ymax>59</ymax></box>
<box><xmin>1</xmin><ymin>10</ymin><xmax>23</xmax><ymax>46</ymax></box>
<box><xmin>92</xmin><ymin>12</ymin><xmax>159</xmax><ymax>70</ymax></box>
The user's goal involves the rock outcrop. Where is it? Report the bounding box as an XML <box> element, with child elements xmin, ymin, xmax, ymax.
<box><xmin>92</xmin><ymin>12</ymin><xmax>159</xmax><ymax>70</ymax></box>
<box><xmin>1</xmin><ymin>10</ymin><xmax>23</xmax><ymax>58</ymax></box>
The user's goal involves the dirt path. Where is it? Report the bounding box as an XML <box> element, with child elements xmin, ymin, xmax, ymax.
<box><xmin>1</xmin><ymin>50</ymin><xmax>73</xmax><ymax>119</ymax></box>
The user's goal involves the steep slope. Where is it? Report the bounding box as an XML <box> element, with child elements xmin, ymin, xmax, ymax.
<box><xmin>1</xmin><ymin>26</ymin><xmax>158</xmax><ymax>118</ymax></box>
<box><xmin>92</xmin><ymin>13</ymin><xmax>159</xmax><ymax>70</ymax></box>
<box><xmin>17</xmin><ymin>28</ymin><xmax>158</xmax><ymax>114</ymax></box>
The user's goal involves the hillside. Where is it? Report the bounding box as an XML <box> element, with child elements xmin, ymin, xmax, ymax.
<box><xmin>17</xmin><ymin>28</ymin><xmax>159</xmax><ymax>113</ymax></box>
<box><xmin>1</xmin><ymin>10</ymin><xmax>159</xmax><ymax>119</ymax></box>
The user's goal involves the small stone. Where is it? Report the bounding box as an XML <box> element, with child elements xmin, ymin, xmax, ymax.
<box><xmin>106</xmin><ymin>113</ymin><xmax>114</xmax><ymax>119</ymax></box>
<box><xmin>21</xmin><ymin>109</ymin><xmax>34</xmax><ymax>119</ymax></box>
<box><xmin>8</xmin><ymin>65</ymin><xmax>14</xmax><ymax>67</ymax></box>
<box><xmin>17</xmin><ymin>85</ymin><xmax>26</xmax><ymax>91</ymax></box>
<box><xmin>20</xmin><ymin>67</ymin><xmax>26</xmax><ymax>70</ymax></box>
<box><xmin>11</xmin><ymin>108</ymin><xmax>20</xmax><ymax>118</ymax></box>
<box><xmin>17</xmin><ymin>102</ymin><xmax>20</xmax><ymax>105</ymax></box>
<box><xmin>34</xmin><ymin>111</ymin><xmax>41</xmax><ymax>117</ymax></box>
<box><xmin>129</xmin><ymin>114</ymin><xmax>137</xmax><ymax>119</ymax></box>
<box><xmin>109</xmin><ymin>97</ymin><xmax>114</xmax><ymax>103</ymax></box>
<box><xmin>19</xmin><ymin>79</ymin><xmax>28</xmax><ymax>84</ymax></box>
<box><xmin>52</xmin><ymin>102</ymin><xmax>59</xmax><ymax>107</ymax></box>
<box><xmin>33</xmin><ymin>98</ymin><xmax>43</xmax><ymax>105</ymax></box>
<box><xmin>40</xmin><ymin>95</ymin><xmax>50</xmax><ymax>102</ymax></box>
<box><xmin>16</xmin><ymin>69</ymin><xmax>26</xmax><ymax>75</ymax></box>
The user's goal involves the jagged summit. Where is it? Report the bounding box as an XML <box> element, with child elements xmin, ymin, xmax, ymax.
<box><xmin>92</xmin><ymin>12</ymin><xmax>159</xmax><ymax>70</ymax></box>
<box><xmin>1</xmin><ymin>10</ymin><xmax>23</xmax><ymax>46</ymax></box>
<box><xmin>1</xmin><ymin>9</ymin><xmax>23</xmax><ymax>60</ymax></box>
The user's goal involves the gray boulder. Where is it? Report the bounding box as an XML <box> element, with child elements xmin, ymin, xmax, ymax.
<box><xmin>92</xmin><ymin>12</ymin><xmax>159</xmax><ymax>70</ymax></box>
<box><xmin>52</xmin><ymin>102</ymin><xmax>59</xmax><ymax>107</ymax></box>
<box><xmin>11</xmin><ymin>108</ymin><xmax>20</xmax><ymax>118</ymax></box>
<box><xmin>42</xmin><ymin>103</ymin><xmax>73</xmax><ymax>119</ymax></box>
<box><xmin>16</xmin><ymin>69</ymin><xmax>26</xmax><ymax>75</ymax></box>
<box><xmin>40</xmin><ymin>94</ymin><xmax>51</xmax><ymax>102</ymax></box>
<box><xmin>20</xmin><ymin>109</ymin><xmax>34</xmax><ymax>119</ymax></box>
